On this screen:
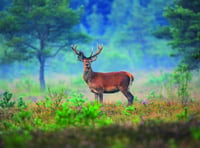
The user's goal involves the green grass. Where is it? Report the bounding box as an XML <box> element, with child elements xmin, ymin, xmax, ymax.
<box><xmin>0</xmin><ymin>71</ymin><xmax>199</xmax><ymax>148</ymax></box>
<box><xmin>0</xmin><ymin>89</ymin><xmax>200</xmax><ymax>148</ymax></box>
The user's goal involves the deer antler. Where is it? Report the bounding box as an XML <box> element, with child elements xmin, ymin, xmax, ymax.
<box><xmin>90</xmin><ymin>44</ymin><xmax>103</xmax><ymax>58</ymax></box>
<box><xmin>71</xmin><ymin>45</ymin><xmax>80</xmax><ymax>55</ymax></box>
<box><xmin>90</xmin><ymin>47</ymin><xmax>94</xmax><ymax>57</ymax></box>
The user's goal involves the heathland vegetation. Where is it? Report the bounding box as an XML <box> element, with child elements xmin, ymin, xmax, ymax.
<box><xmin>0</xmin><ymin>0</ymin><xmax>199</xmax><ymax>147</ymax></box>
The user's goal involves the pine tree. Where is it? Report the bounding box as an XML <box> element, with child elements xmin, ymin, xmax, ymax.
<box><xmin>164</xmin><ymin>0</ymin><xmax>200</xmax><ymax>70</ymax></box>
<box><xmin>0</xmin><ymin>0</ymin><xmax>87</xmax><ymax>90</ymax></box>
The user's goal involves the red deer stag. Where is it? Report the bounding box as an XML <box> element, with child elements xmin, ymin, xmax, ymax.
<box><xmin>72</xmin><ymin>45</ymin><xmax>134</xmax><ymax>105</ymax></box>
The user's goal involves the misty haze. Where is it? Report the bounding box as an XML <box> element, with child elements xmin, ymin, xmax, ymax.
<box><xmin>0</xmin><ymin>0</ymin><xmax>199</xmax><ymax>147</ymax></box>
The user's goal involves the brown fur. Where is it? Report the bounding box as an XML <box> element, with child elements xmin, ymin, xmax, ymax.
<box><xmin>83</xmin><ymin>59</ymin><xmax>134</xmax><ymax>105</ymax></box>
<box><xmin>72</xmin><ymin>45</ymin><xmax>134</xmax><ymax>105</ymax></box>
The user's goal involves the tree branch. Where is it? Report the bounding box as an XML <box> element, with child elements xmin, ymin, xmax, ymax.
<box><xmin>46</xmin><ymin>43</ymin><xmax>68</xmax><ymax>58</ymax></box>
<box><xmin>24</xmin><ymin>42</ymin><xmax>39</xmax><ymax>51</ymax></box>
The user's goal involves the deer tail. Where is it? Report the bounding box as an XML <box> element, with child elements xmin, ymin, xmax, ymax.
<box><xmin>126</xmin><ymin>72</ymin><xmax>134</xmax><ymax>89</ymax></box>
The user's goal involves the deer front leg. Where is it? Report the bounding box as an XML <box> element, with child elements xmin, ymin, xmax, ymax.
<box><xmin>94</xmin><ymin>93</ymin><xmax>98</xmax><ymax>102</ymax></box>
<box><xmin>98</xmin><ymin>93</ymin><xmax>103</xmax><ymax>103</ymax></box>
<box><xmin>94</xmin><ymin>93</ymin><xmax>103</xmax><ymax>103</ymax></box>
<box><xmin>91</xmin><ymin>87</ymin><xmax>103</xmax><ymax>103</ymax></box>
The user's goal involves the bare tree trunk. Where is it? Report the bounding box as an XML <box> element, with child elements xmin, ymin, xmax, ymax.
<box><xmin>38</xmin><ymin>39</ymin><xmax>46</xmax><ymax>91</ymax></box>
<box><xmin>39</xmin><ymin>58</ymin><xmax>45</xmax><ymax>91</ymax></box>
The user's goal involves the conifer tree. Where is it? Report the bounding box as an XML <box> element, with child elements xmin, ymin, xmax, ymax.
<box><xmin>164</xmin><ymin>0</ymin><xmax>200</xmax><ymax>69</ymax></box>
<box><xmin>0</xmin><ymin>0</ymin><xmax>87</xmax><ymax>90</ymax></box>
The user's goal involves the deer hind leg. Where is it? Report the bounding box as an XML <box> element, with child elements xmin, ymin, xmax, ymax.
<box><xmin>120</xmin><ymin>89</ymin><xmax>134</xmax><ymax>105</ymax></box>
<box><xmin>127</xmin><ymin>91</ymin><xmax>134</xmax><ymax>105</ymax></box>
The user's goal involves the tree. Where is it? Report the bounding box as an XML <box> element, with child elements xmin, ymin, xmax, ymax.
<box><xmin>106</xmin><ymin>0</ymin><xmax>173</xmax><ymax>68</ymax></box>
<box><xmin>163</xmin><ymin>0</ymin><xmax>200</xmax><ymax>70</ymax></box>
<box><xmin>0</xmin><ymin>0</ymin><xmax>87</xmax><ymax>90</ymax></box>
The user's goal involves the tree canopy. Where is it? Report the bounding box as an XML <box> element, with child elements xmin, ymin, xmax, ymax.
<box><xmin>1</xmin><ymin>0</ymin><xmax>194</xmax><ymax>81</ymax></box>
<box><xmin>163</xmin><ymin>0</ymin><xmax>200</xmax><ymax>70</ymax></box>
<box><xmin>0</xmin><ymin>0</ymin><xmax>88</xmax><ymax>90</ymax></box>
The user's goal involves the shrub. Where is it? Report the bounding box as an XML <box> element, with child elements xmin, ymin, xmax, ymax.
<box><xmin>0</xmin><ymin>91</ymin><xmax>15</xmax><ymax>108</ymax></box>
<box><xmin>172</xmin><ymin>64</ymin><xmax>192</xmax><ymax>104</ymax></box>
<box><xmin>17</xmin><ymin>97</ymin><xmax>27</xmax><ymax>108</ymax></box>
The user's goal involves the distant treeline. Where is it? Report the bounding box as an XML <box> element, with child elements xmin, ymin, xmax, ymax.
<box><xmin>1</xmin><ymin>0</ymin><xmax>197</xmax><ymax>81</ymax></box>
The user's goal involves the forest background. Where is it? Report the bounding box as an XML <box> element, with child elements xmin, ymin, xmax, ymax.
<box><xmin>0</xmin><ymin>1</ymin><xmax>199</xmax><ymax>147</ymax></box>
<box><xmin>0</xmin><ymin>0</ymin><xmax>199</xmax><ymax>94</ymax></box>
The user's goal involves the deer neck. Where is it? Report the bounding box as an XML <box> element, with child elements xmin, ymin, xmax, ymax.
<box><xmin>83</xmin><ymin>66</ymin><xmax>93</xmax><ymax>83</ymax></box>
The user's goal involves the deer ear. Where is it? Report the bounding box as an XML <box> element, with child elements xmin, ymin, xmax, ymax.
<box><xmin>90</xmin><ymin>56</ymin><xmax>97</xmax><ymax>62</ymax></box>
<box><xmin>78</xmin><ymin>51</ymin><xmax>84</xmax><ymax>61</ymax></box>
<box><xmin>78</xmin><ymin>54</ymin><xmax>84</xmax><ymax>61</ymax></box>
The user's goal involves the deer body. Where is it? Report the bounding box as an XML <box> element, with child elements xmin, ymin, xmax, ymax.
<box><xmin>83</xmin><ymin>71</ymin><xmax>133</xmax><ymax>94</ymax></box>
<box><xmin>72</xmin><ymin>45</ymin><xmax>134</xmax><ymax>105</ymax></box>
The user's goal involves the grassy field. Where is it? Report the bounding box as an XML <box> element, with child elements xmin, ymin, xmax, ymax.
<box><xmin>0</xmin><ymin>71</ymin><xmax>200</xmax><ymax>148</ymax></box>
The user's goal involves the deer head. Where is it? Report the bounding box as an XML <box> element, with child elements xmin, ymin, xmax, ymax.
<box><xmin>72</xmin><ymin>45</ymin><xmax>103</xmax><ymax>70</ymax></box>
<box><xmin>71</xmin><ymin>44</ymin><xmax>134</xmax><ymax>105</ymax></box>
<box><xmin>72</xmin><ymin>44</ymin><xmax>103</xmax><ymax>61</ymax></box>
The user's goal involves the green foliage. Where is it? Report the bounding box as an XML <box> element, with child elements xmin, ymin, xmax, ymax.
<box><xmin>153</xmin><ymin>26</ymin><xmax>172</xmax><ymax>39</ymax></box>
<box><xmin>125</xmin><ymin>105</ymin><xmax>135</xmax><ymax>112</ymax></box>
<box><xmin>55</xmin><ymin>102</ymin><xmax>79</xmax><ymax>127</ymax></box>
<box><xmin>103</xmin><ymin>0</ymin><xmax>175</xmax><ymax>69</ymax></box>
<box><xmin>123</xmin><ymin>105</ymin><xmax>135</xmax><ymax>116</ymax></box>
<box><xmin>163</xmin><ymin>0</ymin><xmax>200</xmax><ymax>70</ymax></box>
<box><xmin>4</xmin><ymin>130</ymin><xmax>32</xmax><ymax>148</ymax></box>
<box><xmin>172</xmin><ymin>64</ymin><xmax>192</xmax><ymax>104</ymax></box>
<box><xmin>97</xmin><ymin>115</ymin><xmax>113</xmax><ymax>126</ymax></box>
<box><xmin>2</xmin><ymin>109</ymin><xmax>33</xmax><ymax>148</ymax></box>
<box><xmin>0</xmin><ymin>0</ymin><xmax>179</xmax><ymax>77</ymax></box>
<box><xmin>132</xmin><ymin>115</ymin><xmax>140</xmax><ymax>124</ymax></box>
<box><xmin>146</xmin><ymin>66</ymin><xmax>192</xmax><ymax>103</ymax></box>
<box><xmin>0</xmin><ymin>91</ymin><xmax>15</xmax><ymax>108</ymax></box>
<box><xmin>190</xmin><ymin>127</ymin><xmax>200</xmax><ymax>140</ymax></box>
<box><xmin>0</xmin><ymin>0</ymin><xmax>88</xmax><ymax>90</ymax></box>
<box><xmin>116</xmin><ymin>100</ymin><xmax>123</xmax><ymax>106</ymax></box>
<box><xmin>146</xmin><ymin>90</ymin><xmax>162</xmax><ymax>100</ymax></box>
<box><xmin>168</xmin><ymin>138</ymin><xmax>177</xmax><ymax>148</ymax></box>
<box><xmin>12</xmin><ymin>110</ymin><xmax>33</xmax><ymax>131</ymax></box>
<box><xmin>161</xmin><ymin>73</ymin><xmax>177</xmax><ymax>99</ymax></box>
<box><xmin>0</xmin><ymin>73</ymin><xmax>199</xmax><ymax>148</ymax></box>
<box><xmin>0</xmin><ymin>94</ymin><xmax>199</xmax><ymax>148</ymax></box>
<box><xmin>17</xmin><ymin>97</ymin><xmax>27</xmax><ymax>108</ymax></box>
<box><xmin>55</xmin><ymin>100</ymin><xmax>104</xmax><ymax>127</ymax></box>
<box><xmin>67</xmin><ymin>92</ymin><xmax>87</xmax><ymax>107</ymax></box>
<box><xmin>46</xmin><ymin>87</ymin><xmax>67</xmax><ymax>108</ymax></box>
<box><xmin>81</xmin><ymin>101</ymin><xmax>102</xmax><ymax>126</ymax></box>
<box><xmin>14</xmin><ymin>77</ymin><xmax>41</xmax><ymax>96</ymax></box>
<box><xmin>33</xmin><ymin>117</ymin><xmax>44</xmax><ymax>128</ymax></box>
<box><xmin>176</xmin><ymin>107</ymin><xmax>189</xmax><ymax>121</ymax></box>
